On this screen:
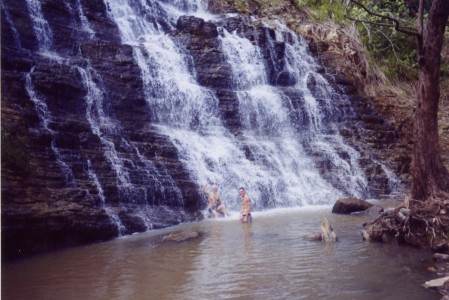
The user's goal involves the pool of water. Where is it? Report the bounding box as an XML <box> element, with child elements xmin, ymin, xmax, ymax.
<box><xmin>2</xmin><ymin>206</ymin><xmax>440</xmax><ymax>299</ymax></box>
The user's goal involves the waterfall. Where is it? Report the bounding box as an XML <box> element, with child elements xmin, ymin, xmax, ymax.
<box><xmin>218</xmin><ymin>26</ymin><xmax>347</xmax><ymax>206</ymax></box>
<box><xmin>87</xmin><ymin>158</ymin><xmax>125</xmax><ymax>235</ymax></box>
<box><xmin>77</xmin><ymin>65</ymin><xmax>132</xmax><ymax>187</ymax></box>
<box><xmin>266</xmin><ymin>21</ymin><xmax>369</xmax><ymax>196</ymax></box>
<box><xmin>102</xmin><ymin>0</ymin><xmax>375</xmax><ymax>210</ymax></box>
<box><xmin>4</xmin><ymin>0</ymin><xmax>402</xmax><ymax>239</ymax></box>
<box><xmin>75</xmin><ymin>0</ymin><xmax>95</xmax><ymax>39</ymax></box>
<box><xmin>24</xmin><ymin>0</ymin><xmax>53</xmax><ymax>53</ymax></box>
<box><xmin>76</xmin><ymin>64</ymin><xmax>184</xmax><ymax>207</ymax></box>
<box><xmin>25</xmin><ymin>69</ymin><xmax>76</xmax><ymax>187</ymax></box>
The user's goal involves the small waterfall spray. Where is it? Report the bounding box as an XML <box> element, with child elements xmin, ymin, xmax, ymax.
<box><xmin>25</xmin><ymin>69</ymin><xmax>76</xmax><ymax>186</ymax></box>
<box><xmin>76</xmin><ymin>65</ymin><xmax>134</xmax><ymax>190</ymax></box>
<box><xmin>24</xmin><ymin>0</ymin><xmax>54</xmax><ymax>53</ymax></box>
<box><xmin>75</xmin><ymin>0</ymin><xmax>95</xmax><ymax>39</ymax></box>
<box><xmin>86</xmin><ymin>159</ymin><xmax>126</xmax><ymax>236</ymax></box>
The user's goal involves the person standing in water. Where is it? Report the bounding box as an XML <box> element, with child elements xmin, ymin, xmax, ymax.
<box><xmin>239</xmin><ymin>187</ymin><xmax>252</xmax><ymax>223</ymax></box>
<box><xmin>202</xmin><ymin>182</ymin><xmax>228</xmax><ymax>218</ymax></box>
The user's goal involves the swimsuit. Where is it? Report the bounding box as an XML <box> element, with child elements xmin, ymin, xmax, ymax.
<box><xmin>208</xmin><ymin>200</ymin><xmax>221</xmax><ymax>213</ymax></box>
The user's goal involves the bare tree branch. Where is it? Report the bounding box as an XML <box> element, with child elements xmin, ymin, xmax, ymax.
<box><xmin>347</xmin><ymin>0</ymin><xmax>421</xmax><ymax>37</ymax></box>
<box><xmin>418</xmin><ymin>0</ymin><xmax>424</xmax><ymax>35</ymax></box>
<box><xmin>417</xmin><ymin>0</ymin><xmax>424</xmax><ymax>49</ymax></box>
<box><xmin>345</xmin><ymin>15</ymin><xmax>397</xmax><ymax>28</ymax></box>
<box><xmin>376</xmin><ymin>28</ymin><xmax>399</xmax><ymax>60</ymax></box>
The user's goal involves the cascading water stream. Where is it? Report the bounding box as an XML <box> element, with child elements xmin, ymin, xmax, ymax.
<box><xmin>243</xmin><ymin>20</ymin><xmax>369</xmax><ymax>196</ymax></box>
<box><xmin>272</xmin><ymin>22</ymin><xmax>370</xmax><ymax>195</ymax></box>
<box><xmin>25</xmin><ymin>69</ymin><xmax>76</xmax><ymax>187</ymax></box>
<box><xmin>86</xmin><ymin>159</ymin><xmax>126</xmax><ymax>235</ymax></box>
<box><xmin>77</xmin><ymin>65</ymin><xmax>132</xmax><ymax>188</ymax></box>
<box><xmin>75</xmin><ymin>0</ymin><xmax>95</xmax><ymax>39</ymax></box>
<box><xmin>219</xmin><ymin>28</ymin><xmax>346</xmax><ymax>206</ymax></box>
<box><xmin>103</xmin><ymin>0</ymin><xmax>378</xmax><ymax>211</ymax></box>
<box><xmin>25</xmin><ymin>0</ymin><xmax>53</xmax><ymax>53</ymax></box>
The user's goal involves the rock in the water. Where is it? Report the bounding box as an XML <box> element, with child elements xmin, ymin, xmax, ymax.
<box><xmin>332</xmin><ymin>197</ymin><xmax>374</xmax><ymax>214</ymax></box>
<box><xmin>364</xmin><ymin>205</ymin><xmax>384</xmax><ymax>215</ymax></box>
<box><xmin>305</xmin><ymin>218</ymin><xmax>338</xmax><ymax>242</ymax></box>
<box><xmin>423</xmin><ymin>276</ymin><xmax>449</xmax><ymax>289</ymax></box>
<box><xmin>162</xmin><ymin>231</ymin><xmax>200</xmax><ymax>242</ymax></box>
<box><xmin>433</xmin><ymin>253</ymin><xmax>449</xmax><ymax>263</ymax></box>
<box><xmin>304</xmin><ymin>232</ymin><xmax>322</xmax><ymax>241</ymax></box>
<box><xmin>321</xmin><ymin>218</ymin><xmax>338</xmax><ymax>242</ymax></box>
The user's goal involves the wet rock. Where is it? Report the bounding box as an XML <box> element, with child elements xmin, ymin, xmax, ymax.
<box><xmin>321</xmin><ymin>218</ymin><xmax>338</xmax><ymax>242</ymax></box>
<box><xmin>332</xmin><ymin>197</ymin><xmax>374</xmax><ymax>214</ymax></box>
<box><xmin>304</xmin><ymin>232</ymin><xmax>322</xmax><ymax>241</ymax></box>
<box><xmin>162</xmin><ymin>231</ymin><xmax>200</xmax><ymax>242</ymax></box>
<box><xmin>434</xmin><ymin>253</ymin><xmax>449</xmax><ymax>263</ymax></box>
<box><xmin>176</xmin><ymin>16</ymin><xmax>218</xmax><ymax>38</ymax></box>
<box><xmin>363</xmin><ymin>205</ymin><xmax>384</xmax><ymax>216</ymax></box>
<box><xmin>304</xmin><ymin>218</ymin><xmax>338</xmax><ymax>242</ymax></box>
<box><xmin>193</xmin><ymin>211</ymin><xmax>205</xmax><ymax>221</ymax></box>
<box><xmin>423</xmin><ymin>276</ymin><xmax>449</xmax><ymax>289</ymax></box>
<box><xmin>277</xmin><ymin>70</ymin><xmax>296</xmax><ymax>86</ymax></box>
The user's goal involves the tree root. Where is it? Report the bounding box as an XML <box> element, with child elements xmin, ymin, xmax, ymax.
<box><xmin>362</xmin><ymin>196</ymin><xmax>449</xmax><ymax>252</ymax></box>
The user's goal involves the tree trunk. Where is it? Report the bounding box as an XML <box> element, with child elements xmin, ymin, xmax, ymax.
<box><xmin>411</xmin><ymin>0</ymin><xmax>449</xmax><ymax>200</ymax></box>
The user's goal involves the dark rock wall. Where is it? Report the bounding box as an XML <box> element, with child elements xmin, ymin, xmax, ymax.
<box><xmin>1</xmin><ymin>0</ymin><xmax>202</xmax><ymax>260</ymax></box>
<box><xmin>1</xmin><ymin>0</ymin><xmax>403</xmax><ymax>260</ymax></box>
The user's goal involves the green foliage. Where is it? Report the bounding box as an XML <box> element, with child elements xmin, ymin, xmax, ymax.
<box><xmin>294</xmin><ymin>0</ymin><xmax>347</xmax><ymax>24</ymax></box>
<box><xmin>233</xmin><ymin>0</ymin><xmax>249</xmax><ymax>11</ymax></box>
<box><xmin>348</xmin><ymin>1</ymin><xmax>419</xmax><ymax>81</ymax></box>
<box><xmin>1</xmin><ymin>129</ymin><xmax>29</xmax><ymax>171</ymax></box>
<box><xmin>298</xmin><ymin>0</ymin><xmax>421</xmax><ymax>81</ymax></box>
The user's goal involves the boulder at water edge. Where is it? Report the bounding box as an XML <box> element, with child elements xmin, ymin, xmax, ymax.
<box><xmin>332</xmin><ymin>197</ymin><xmax>374</xmax><ymax>214</ymax></box>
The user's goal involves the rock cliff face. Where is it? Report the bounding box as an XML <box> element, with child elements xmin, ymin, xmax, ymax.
<box><xmin>2</xmin><ymin>0</ymin><xmax>202</xmax><ymax>260</ymax></box>
<box><xmin>1</xmin><ymin>0</ymin><xmax>406</xmax><ymax>260</ymax></box>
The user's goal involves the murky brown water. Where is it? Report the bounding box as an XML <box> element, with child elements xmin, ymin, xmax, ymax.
<box><xmin>2</xmin><ymin>206</ymin><xmax>440</xmax><ymax>300</ymax></box>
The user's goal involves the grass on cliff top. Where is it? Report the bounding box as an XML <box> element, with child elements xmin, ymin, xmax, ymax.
<box><xmin>230</xmin><ymin>0</ymin><xmax>293</xmax><ymax>12</ymax></box>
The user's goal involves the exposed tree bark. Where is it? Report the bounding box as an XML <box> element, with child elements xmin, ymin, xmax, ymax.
<box><xmin>411</xmin><ymin>0</ymin><xmax>449</xmax><ymax>201</ymax></box>
<box><xmin>347</xmin><ymin>0</ymin><xmax>449</xmax><ymax>249</ymax></box>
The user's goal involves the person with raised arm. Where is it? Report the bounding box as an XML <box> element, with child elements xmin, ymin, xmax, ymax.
<box><xmin>202</xmin><ymin>182</ymin><xmax>228</xmax><ymax>218</ymax></box>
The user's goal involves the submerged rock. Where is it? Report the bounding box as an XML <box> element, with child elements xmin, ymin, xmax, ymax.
<box><xmin>363</xmin><ymin>205</ymin><xmax>384</xmax><ymax>215</ymax></box>
<box><xmin>162</xmin><ymin>231</ymin><xmax>200</xmax><ymax>242</ymax></box>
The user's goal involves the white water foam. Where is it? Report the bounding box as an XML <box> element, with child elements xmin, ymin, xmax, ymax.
<box><xmin>24</xmin><ymin>0</ymin><xmax>55</xmax><ymax>55</ymax></box>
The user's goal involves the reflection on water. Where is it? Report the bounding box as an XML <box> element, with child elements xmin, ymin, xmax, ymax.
<box><xmin>2</xmin><ymin>207</ymin><xmax>440</xmax><ymax>300</ymax></box>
